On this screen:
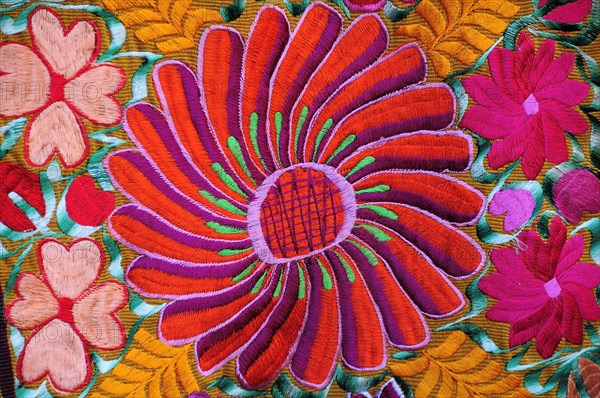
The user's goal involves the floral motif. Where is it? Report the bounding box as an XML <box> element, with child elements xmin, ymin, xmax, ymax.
<box><xmin>6</xmin><ymin>239</ymin><xmax>128</xmax><ymax>393</ymax></box>
<box><xmin>65</xmin><ymin>175</ymin><xmax>115</xmax><ymax>227</ymax></box>
<box><xmin>538</xmin><ymin>0</ymin><xmax>592</xmax><ymax>24</ymax></box>
<box><xmin>0</xmin><ymin>8</ymin><xmax>125</xmax><ymax>168</ymax></box>
<box><xmin>0</xmin><ymin>162</ymin><xmax>45</xmax><ymax>232</ymax></box>
<box><xmin>488</xmin><ymin>188</ymin><xmax>536</xmax><ymax>232</ymax></box>
<box><xmin>343</xmin><ymin>0</ymin><xmax>415</xmax><ymax>13</ymax></box>
<box><xmin>460</xmin><ymin>33</ymin><xmax>589</xmax><ymax>179</ymax></box>
<box><xmin>107</xmin><ymin>2</ymin><xmax>485</xmax><ymax>389</ymax></box>
<box><xmin>552</xmin><ymin>168</ymin><xmax>600</xmax><ymax>224</ymax></box>
<box><xmin>479</xmin><ymin>218</ymin><xmax>600</xmax><ymax>358</ymax></box>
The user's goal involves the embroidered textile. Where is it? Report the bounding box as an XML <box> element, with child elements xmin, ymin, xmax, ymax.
<box><xmin>1</xmin><ymin>1</ymin><xmax>599</xmax><ymax>397</ymax></box>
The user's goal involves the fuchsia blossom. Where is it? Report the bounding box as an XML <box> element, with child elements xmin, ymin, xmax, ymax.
<box><xmin>479</xmin><ymin>218</ymin><xmax>600</xmax><ymax>358</ymax></box>
<box><xmin>539</xmin><ymin>0</ymin><xmax>592</xmax><ymax>24</ymax></box>
<box><xmin>460</xmin><ymin>33</ymin><xmax>589</xmax><ymax>179</ymax></box>
<box><xmin>343</xmin><ymin>0</ymin><xmax>415</xmax><ymax>13</ymax></box>
<box><xmin>553</xmin><ymin>168</ymin><xmax>600</xmax><ymax>224</ymax></box>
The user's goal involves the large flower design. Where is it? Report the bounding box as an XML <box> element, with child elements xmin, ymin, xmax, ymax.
<box><xmin>459</xmin><ymin>33</ymin><xmax>589</xmax><ymax>179</ymax></box>
<box><xmin>106</xmin><ymin>3</ymin><xmax>485</xmax><ymax>389</ymax></box>
<box><xmin>0</xmin><ymin>8</ymin><xmax>125</xmax><ymax>168</ymax></box>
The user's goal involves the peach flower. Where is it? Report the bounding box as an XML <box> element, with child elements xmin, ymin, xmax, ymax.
<box><xmin>6</xmin><ymin>238</ymin><xmax>128</xmax><ymax>393</ymax></box>
<box><xmin>0</xmin><ymin>7</ymin><xmax>125</xmax><ymax>168</ymax></box>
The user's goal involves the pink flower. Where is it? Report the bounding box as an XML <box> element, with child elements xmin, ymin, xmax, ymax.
<box><xmin>0</xmin><ymin>8</ymin><xmax>125</xmax><ymax>168</ymax></box>
<box><xmin>488</xmin><ymin>188</ymin><xmax>536</xmax><ymax>232</ymax></box>
<box><xmin>343</xmin><ymin>0</ymin><xmax>415</xmax><ymax>13</ymax></box>
<box><xmin>479</xmin><ymin>219</ymin><xmax>600</xmax><ymax>359</ymax></box>
<box><xmin>460</xmin><ymin>33</ymin><xmax>589</xmax><ymax>179</ymax></box>
<box><xmin>539</xmin><ymin>0</ymin><xmax>592</xmax><ymax>24</ymax></box>
<box><xmin>6</xmin><ymin>239</ymin><xmax>128</xmax><ymax>393</ymax></box>
<box><xmin>553</xmin><ymin>168</ymin><xmax>600</xmax><ymax>224</ymax></box>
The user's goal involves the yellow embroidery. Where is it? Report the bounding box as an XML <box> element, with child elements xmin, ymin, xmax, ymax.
<box><xmin>101</xmin><ymin>0</ymin><xmax>222</xmax><ymax>53</ymax></box>
<box><xmin>390</xmin><ymin>331</ymin><xmax>531</xmax><ymax>397</ymax></box>
<box><xmin>395</xmin><ymin>0</ymin><xmax>519</xmax><ymax>77</ymax></box>
<box><xmin>91</xmin><ymin>329</ymin><xmax>199</xmax><ymax>397</ymax></box>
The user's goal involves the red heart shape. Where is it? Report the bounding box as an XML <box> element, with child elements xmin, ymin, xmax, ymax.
<box><xmin>66</xmin><ymin>176</ymin><xmax>115</xmax><ymax>226</ymax></box>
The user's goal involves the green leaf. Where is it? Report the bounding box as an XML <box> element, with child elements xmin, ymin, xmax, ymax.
<box><xmin>220</xmin><ymin>0</ymin><xmax>246</xmax><ymax>22</ymax></box>
<box><xmin>383</xmin><ymin>0</ymin><xmax>422</xmax><ymax>22</ymax></box>
<box><xmin>326</xmin><ymin>0</ymin><xmax>350</xmax><ymax>18</ymax></box>
<box><xmin>334</xmin><ymin>365</ymin><xmax>387</xmax><ymax>393</ymax></box>
<box><xmin>272</xmin><ymin>374</ymin><xmax>330</xmax><ymax>398</ymax></box>
<box><xmin>208</xmin><ymin>376</ymin><xmax>266</xmax><ymax>397</ymax></box>
<box><xmin>0</xmin><ymin>117</ymin><xmax>26</xmax><ymax>159</ymax></box>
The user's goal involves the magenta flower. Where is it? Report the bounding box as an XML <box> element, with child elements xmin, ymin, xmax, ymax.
<box><xmin>553</xmin><ymin>168</ymin><xmax>600</xmax><ymax>224</ymax></box>
<box><xmin>479</xmin><ymin>218</ymin><xmax>600</xmax><ymax>358</ymax></box>
<box><xmin>460</xmin><ymin>33</ymin><xmax>589</xmax><ymax>179</ymax></box>
<box><xmin>488</xmin><ymin>189</ymin><xmax>536</xmax><ymax>232</ymax></box>
<box><xmin>343</xmin><ymin>0</ymin><xmax>415</xmax><ymax>13</ymax></box>
<box><xmin>539</xmin><ymin>0</ymin><xmax>592</xmax><ymax>24</ymax></box>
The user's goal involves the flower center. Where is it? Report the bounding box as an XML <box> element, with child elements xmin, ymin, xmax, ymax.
<box><xmin>49</xmin><ymin>73</ymin><xmax>69</xmax><ymax>103</ymax></box>
<box><xmin>522</xmin><ymin>93</ymin><xmax>539</xmax><ymax>116</ymax></box>
<box><xmin>544</xmin><ymin>277</ymin><xmax>561</xmax><ymax>298</ymax></box>
<box><xmin>248</xmin><ymin>163</ymin><xmax>356</xmax><ymax>264</ymax></box>
<box><xmin>57</xmin><ymin>297</ymin><xmax>75</xmax><ymax>324</ymax></box>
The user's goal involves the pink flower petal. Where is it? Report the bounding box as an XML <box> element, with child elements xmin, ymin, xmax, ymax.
<box><xmin>539</xmin><ymin>0</ymin><xmax>592</xmax><ymax>23</ymax></box>
<box><xmin>520</xmin><ymin>118</ymin><xmax>546</xmax><ymax>180</ymax></box>
<box><xmin>72</xmin><ymin>281</ymin><xmax>128</xmax><ymax>350</ymax></box>
<box><xmin>26</xmin><ymin>101</ymin><xmax>88</xmax><ymax>167</ymax></box>
<box><xmin>343</xmin><ymin>0</ymin><xmax>387</xmax><ymax>12</ymax></box>
<box><xmin>541</xmin><ymin>112</ymin><xmax>569</xmax><ymax>165</ymax></box>
<box><xmin>538</xmin><ymin>80</ymin><xmax>589</xmax><ymax>106</ymax></box>
<box><xmin>486</xmin><ymin>122</ymin><xmax>530</xmax><ymax>169</ymax></box>
<box><xmin>509</xmin><ymin>300</ymin><xmax>554</xmax><ymax>348</ymax></box>
<box><xmin>535</xmin><ymin>304</ymin><xmax>563</xmax><ymax>358</ymax></box>
<box><xmin>487</xmin><ymin>296</ymin><xmax>548</xmax><ymax>323</ymax></box>
<box><xmin>554</xmin><ymin>169</ymin><xmax>600</xmax><ymax>224</ymax></box>
<box><xmin>488</xmin><ymin>47</ymin><xmax>523</xmax><ymax>102</ymax></box>
<box><xmin>520</xmin><ymin>218</ymin><xmax>567</xmax><ymax>279</ymax></box>
<box><xmin>544</xmin><ymin>104</ymin><xmax>589</xmax><ymax>134</ymax></box>
<box><xmin>528</xmin><ymin>39</ymin><xmax>555</xmax><ymax>88</ymax></box>
<box><xmin>64</xmin><ymin>64</ymin><xmax>125</xmax><ymax>125</ymax></box>
<box><xmin>561</xmin><ymin>291</ymin><xmax>584</xmax><ymax>345</ymax></box>
<box><xmin>461</xmin><ymin>75</ymin><xmax>520</xmax><ymax>114</ymax></box>
<box><xmin>536</xmin><ymin>53</ymin><xmax>575</xmax><ymax>91</ymax></box>
<box><xmin>489</xmin><ymin>247</ymin><xmax>533</xmax><ymax>280</ymax></box>
<box><xmin>38</xmin><ymin>238</ymin><xmax>103</xmax><ymax>300</ymax></box>
<box><xmin>514</xmin><ymin>33</ymin><xmax>537</xmax><ymax>94</ymax></box>
<box><xmin>555</xmin><ymin>234</ymin><xmax>585</xmax><ymax>275</ymax></box>
<box><xmin>460</xmin><ymin>106</ymin><xmax>524</xmax><ymax>140</ymax></box>
<box><xmin>7</xmin><ymin>273</ymin><xmax>58</xmax><ymax>330</ymax></box>
<box><xmin>488</xmin><ymin>189</ymin><xmax>536</xmax><ymax>231</ymax></box>
<box><xmin>0</xmin><ymin>43</ymin><xmax>50</xmax><ymax>117</ymax></box>
<box><xmin>559</xmin><ymin>263</ymin><xmax>600</xmax><ymax>289</ymax></box>
<box><xmin>479</xmin><ymin>273</ymin><xmax>544</xmax><ymax>299</ymax></box>
<box><xmin>18</xmin><ymin>319</ymin><xmax>91</xmax><ymax>393</ymax></box>
<box><xmin>562</xmin><ymin>283</ymin><xmax>600</xmax><ymax>321</ymax></box>
<box><xmin>29</xmin><ymin>8</ymin><xmax>98</xmax><ymax>79</ymax></box>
